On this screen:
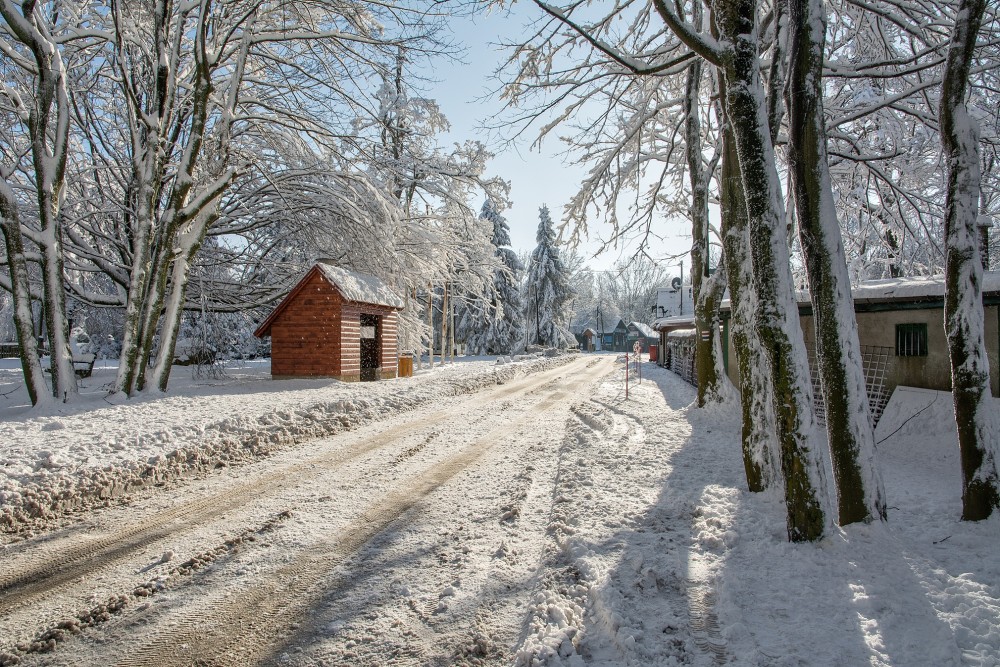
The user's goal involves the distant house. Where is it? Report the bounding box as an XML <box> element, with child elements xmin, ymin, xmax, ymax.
<box><xmin>601</xmin><ymin>319</ymin><xmax>630</xmax><ymax>352</ymax></box>
<box><xmin>651</xmin><ymin>314</ymin><xmax>696</xmax><ymax>382</ymax></box>
<box><xmin>575</xmin><ymin>327</ymin><xmax>599</xmax><ymax>352</ymax></box>
<box><xmin>254</xmin><ymin>262</ymin><xmax>404</xmax><ymax>381</ymax></box>
<box><xmin>627</xmin><ymin>321</ymin><xmax>657</xmax><ymax>351</ymax></box>
<box><xmin>717</xmin><ymin>273</ymin><xmax>1000</xmax><ymax>399</ymax></box>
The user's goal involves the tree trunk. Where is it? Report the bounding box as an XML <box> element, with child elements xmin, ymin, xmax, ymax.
<box><xmin>36</xmin><ymin>49</ymin><xmax>76</xmax><ymax>400</ymax></box>
<box><xmin>145</xmin><ymin>214</ymin><xmax>216</xmax><ymax>392</ymax></box>
<box><xmin>719</xmin><ymin>97</ymin><xmax>777</xmax><ymax>493</ymax></box>
<box><xmin>685</xmin><ymin>29</ymin><xmax>725</xmax><ymax>406</ymax></box>
<box><xmin>766</xmin><ymin>0</ymin><xmax>789</xmax><ymax>142</ymax></box>
<box><xmin>939</xmin><ymin>0</ymin><xmax>1000</xmax><ymax>521</ymax></box>
<box><xmin>133</xmin><ymin>234</ymin><xmax>174</xmax><ymax>392</ymax></box>
<box><xmin>0</xmin><ymin>185</ymin><xmax>50</xmax><ymax>406</ymax></box>
<box><xmin>786</xmin><ymin>0</ymin><xmax>886</xmax><ymax>525</ymax></box>
<box><xmin>113</xmin><ymin>159</ymin><xmax>159</xmax><ymax>395</ymax></box>
<box><xmin>1</xmin><ymin>2</ymin><xmax>78</xmax><ymax>400</ymax></box>
<box><xmin>448</xmin><ymin>291</ymin><xmax>456</xmax><ymax>362</ymax></box>
<box><xmin>109</xmin><ymin>0</ymin><xmax>239</xmax><ymax>396</ymax></box>
<box><xmin>697</xmin><ymin>264</ymin><xmax>730</xmax><ymax>396</ymax></box>
<box><xmin>716</xmin><ymin>0</ymin><xmax>832</xmax><ymax>541</ymax></box>
<box><xmin>440</xmin><ymin>281</ymin><xmax>448</xmax><ymax>367</ymax></box>
<box><xmin>426</xmin><ymin>283</ymin><xmax>434</xmax><ymax>365</ymax></box>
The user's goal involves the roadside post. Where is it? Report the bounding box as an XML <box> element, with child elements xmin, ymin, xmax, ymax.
<box><xmin>633</xmin><ymin>341</ymin><xmax>642</xmax><ymax>384</ymax></box>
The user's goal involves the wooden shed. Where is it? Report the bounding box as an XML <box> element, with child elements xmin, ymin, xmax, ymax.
<box><xmin>254</xmin><ymin>262</ymin><xmax>404</xmax><ymax>381</ymax></box>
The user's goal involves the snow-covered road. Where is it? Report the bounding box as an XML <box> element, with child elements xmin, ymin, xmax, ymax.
<box><xmin>2</xmin><ymin>354</ymin><xmax>998</xmax><ymax>667</ymax></box>
<box><xmin>1</xmin><ymin>355</ymin><xmax>618</xmax><ymax>665</ymax></box>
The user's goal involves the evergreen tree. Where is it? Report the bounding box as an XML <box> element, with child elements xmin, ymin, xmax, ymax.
<box><xmin>461</xmin><ymin>200</ymin><xmax>526</xmax><ymax>354</ymax></box>
<box><xmin>524</xmin><ymin>205</ymin><xmax>574</xmax><ymax>347</ymax></box>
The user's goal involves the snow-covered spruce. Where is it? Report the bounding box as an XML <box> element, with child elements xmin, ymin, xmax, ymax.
<box><xmin>524</xmin><ymin>205</ymin><xmax>575</xmax><ymax>349</ymax></box>
<box><xmin>0</xmin><ymin>356</ymin><xmax>571</xmax><ymax>534</ymax></box>
<box><xmin>458</xmin><ymin>199</ymin><xmax>527</xmax><ymax>356</ymax></box>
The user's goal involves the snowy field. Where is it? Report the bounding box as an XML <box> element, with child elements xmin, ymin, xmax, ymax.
<box><xmin>0</xmin><ymin>355</ymin><xmax>998</xmax><ymax>666</ymax></box>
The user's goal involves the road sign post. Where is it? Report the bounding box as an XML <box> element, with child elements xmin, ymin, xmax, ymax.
<box><xmin>633</xmin><ymin>341</ymin><xmax>642</xmax><ymax>383</ymax></box>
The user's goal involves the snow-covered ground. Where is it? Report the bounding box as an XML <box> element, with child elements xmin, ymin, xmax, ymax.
<box><xmin>0</xmin><ymin>355</ymin><xmax>565</xmax><ymax>533</ymax></box>
<box><xmin>0</xmin><ymin>355</ymin><xmax>998</xmax><ymax>666</ymax></box>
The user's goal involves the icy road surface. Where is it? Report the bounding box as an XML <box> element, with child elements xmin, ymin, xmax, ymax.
<box><xmin>1</xmin><ymin>355</ymin><xmax>620</xmax><ymax>665</ymax></box>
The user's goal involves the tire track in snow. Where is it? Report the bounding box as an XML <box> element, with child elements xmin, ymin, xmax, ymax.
<box><xmin>0</xmin><ymin>358</ymin><xmax>591</xmax><ymax>620</ymax></box>
<box><xmin>110</xmin><ymin>357</ymin><xmax>608</xmax><ymax>667</ymax></box>
<box><xmin>593</xmin><ymin>392</ymin><xmax>731</xmax><ymax>665</ymax></box>
<box><xmin>516</xmin><ymin>372</ymin><xmax>732</xmax><ymax>666</ymax></box>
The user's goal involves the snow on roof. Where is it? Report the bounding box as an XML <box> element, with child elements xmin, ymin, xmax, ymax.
<box><xmin>850</xmin><ymin>271</ymin><xmax>1000</xmax><ymax>303</ymax></box>
<box><xmin>629</xmin><ymin>321</ymin><xmax>656</xmax><ymax>338</ymax></box>
<box><xmin>721</xmin><ymin>271</ymin><xmax>1000</xmax><ymax>312</ymax></box>
<box><xmin>667</xmin><ymin>327</ymin><xmax>696</xmax><ymax>338</ymax></box>
<box><xmin>652</xmin><ymin>314</ymin><xmax>696</xmax><ymax>330</ymax></box>
<box><xmin>317</xmin><ymin>262</ymin><xmax>405</xmax><ymax>309</ymax></box>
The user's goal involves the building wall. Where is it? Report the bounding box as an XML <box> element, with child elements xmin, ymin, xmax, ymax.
<box><xmin>269</xmin><ymin>271</ymin><xmax>345</xmax><ymax>378</ymax></box>
<box><xmin>722</xmin><ymin>303</ymin><xmax>1000</xmax><ymax>397</ymax></box>
<box><xmin>339</xmin><ymin>303</ymin><xmax>399</xmax><ymax>382</ymax></box>
<box><xmin>380</xmin><ymin>312</ymin><xmax>399</xmax><ymax>379</ymax></box>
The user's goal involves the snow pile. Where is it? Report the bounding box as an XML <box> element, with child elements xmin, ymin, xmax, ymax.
<box><xmin>0</xmin><ymin>355</ymin><xmax>569</xmax><ymax>533</ymax></box>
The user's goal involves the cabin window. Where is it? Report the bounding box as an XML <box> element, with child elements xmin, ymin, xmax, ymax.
<box><xmin>895</xmin><ymin>323</ymin><xmax>928</xmax><ymax>357</ymax></box>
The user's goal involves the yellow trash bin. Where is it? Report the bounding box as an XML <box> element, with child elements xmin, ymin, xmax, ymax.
<box><xmin>398</xmin><ymin>353</ymin><xmax>413</xmax><ymax>378</ymax></box>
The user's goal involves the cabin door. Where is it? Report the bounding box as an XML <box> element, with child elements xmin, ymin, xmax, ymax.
<box><xmin>360</xmin><ymin>314</ymin><xmax>380</xmax><ymax>381</ymax></box>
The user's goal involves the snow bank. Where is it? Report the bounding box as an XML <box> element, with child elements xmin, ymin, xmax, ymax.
<box><xmin>0</xmin><ymin>355</ymin><xmax>569</xmax><ymax>534</ymax></box>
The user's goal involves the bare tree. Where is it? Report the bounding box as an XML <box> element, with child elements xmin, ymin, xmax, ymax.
<box><xmin>599</xmin><ymin>258</ymin><xmax>670</xmax><ymax>325</ymax></box>
<box><xmin>786</xmin><ymin>0</ymin><xmax>886</xmax><ymax>525</ymax></box>
<box><xmin>718</xmin><ymin>99</ymin><xmax>779</xmax><ymax>492</ymax></box>
<box><xmin>683</xmin><ymin>5</ymin><xmax>727</xmax><ymax>406</ymax></box>
<box><xmin>657</xmin><ymin>0</ymin><xmax>833</xmax><ymax>540</ymax></box>
<box><xmin>0</xmin><ymin>0</ymin><xmax>80</xmax><ymax>403</ymax></box>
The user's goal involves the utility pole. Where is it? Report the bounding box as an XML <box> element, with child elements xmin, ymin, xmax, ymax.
<box><xmin>679</xmin><ymin>260</ymin><xmax>684</xmax><ymax>315</ymax></box>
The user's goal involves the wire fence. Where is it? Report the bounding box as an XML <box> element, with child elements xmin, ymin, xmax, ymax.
<box><xmin>660</xmin><ymin>337</ymin><xmax>894</xmax><ymax>428</ymax></box>
<box><xmin>805</xmin><ymin>344</ymin><xmax>894</xmax><ymax>428</ymax></box>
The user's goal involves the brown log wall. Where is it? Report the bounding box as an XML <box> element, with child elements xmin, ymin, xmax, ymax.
<box><xmin>268</xmin><ymin>271</ymin><xmax>399</xmax><ymax>380</ymax></box>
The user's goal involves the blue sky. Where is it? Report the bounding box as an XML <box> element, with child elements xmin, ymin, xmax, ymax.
<box><xmin>424</xmin><ymin>5</ymin><xmax>692</xmax><ymax>271</ymax></box>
